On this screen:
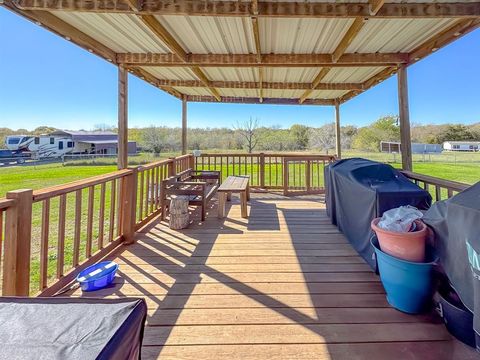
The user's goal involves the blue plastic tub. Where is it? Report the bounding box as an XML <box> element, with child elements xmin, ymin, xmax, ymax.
<box><xmin>76</xmin><ymin>261</ymin><xmax>118</xmax><ymax>292</ymax></box>
<box><xmin>437</xmin><ymin>283</ymin><xmax>476</xmax><ymax>348</ymax></box>
<box><xmin>371</xmin><ymin>237</ymin><xmax>436</xmax><ymax>314</ymax></box>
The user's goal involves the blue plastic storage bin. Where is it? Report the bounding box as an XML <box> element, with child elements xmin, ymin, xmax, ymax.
<box><xmin>76</xmin><ymin>261</ymin><xmax>118</xmax><ymax>292</ymax></box>
<box><xmin>371</xmin><ymin>237</ymin><xmax>436</xmax><ymax>314</ymax></box>
<box><xmin>437</xmin><ymin>283</ymin><xmax>476</xmax><ymax>348</ymax></box>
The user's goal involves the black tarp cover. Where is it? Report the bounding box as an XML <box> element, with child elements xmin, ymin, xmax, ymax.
<box><xmin>423</xmin><ymin>182</ymin><xmax>480</xmax><ymax>349</ymax></box>
<box><xmin>325</xmin><ymin>158</ymin><xmax>432</xmax><ymax>268</ymax></box>
<box><xmin>0</xmin><ymin>297</ymin><xmax>147</xmax><ymax>360</ymax></box>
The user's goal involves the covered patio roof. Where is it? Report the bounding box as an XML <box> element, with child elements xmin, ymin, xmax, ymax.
<box><xmin>4</xmin><ymin>0</ymin><xmax>479</xmax><ymax>105</ymax></box>
<box><xmin>3</xmin><ymin>0</ymin><xmax>480</xmax><ymax>169</ymax></box>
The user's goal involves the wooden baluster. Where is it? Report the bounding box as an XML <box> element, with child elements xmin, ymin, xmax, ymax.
<box><xmin>144</xmin><ymin>169</ymin><xmax>150</xmax><ymax>217</ymax></box>
<box><xmin>0</xmin><ymin>211</ymin><xmax>2</xmax><ymax>286</ymax></box>
<box><xmin>39</xmin><ymin>199</ymin><xmax>50</xmax><ymax>290</ymax></box>
<box><xmin>306</xmin><ymin>160</ymin><xmax>311</xmax><ymax>193</ymax></box>
<box><xmin>447</xmin><ymin>188</ymin><xmax>454</xmax><ymax>198</ymax></box>
<box><xmin>73</xmin><ymin>190</ymin><xmax>82</xmax><ymax>266</ymax></box>
<box><xmin>116</xmin><ymin>179</ymin><xmax>122</xmax><ymax>237</ymax></box>
<box><xmin>150</xmin><ymin>167</ymin><xmax>155</xmax><ymax>213</ymax></box>
<box><xmin>155</xmin><ymin>166</ymin><xmax>160</xmax><ymax>209</ymax></box>
<box><xmin>86</xmin><ymin>186</ymin><xmax>94</xmax><ymax>258</ymax></box>
<box><xmin>109</xmin><ymin>179</ymin><xmax>116</xmax><ymax>242</ymax></box>
<box><xmin>98</xmin><ymin>183</ymin><xmax>106</xmax><ymax>250</ymax></box>
<box><xmin>232</xmin><ymin>156</ymin><xmax>236</xmax><ymax>176</ymax></box>
<box><xmin>283</xmin><ymin>159</ymin><xmax>288</xmax><ymax>196</ymax></box>
<box><xmin>3</xmin><ymin>189</ymin><xmax>33</xmax><ymax>296</ymax></box>
<box><xmin>435</xmin><ymin>185</ymin><xmax>441</xmax><ymax>202</ymax></box>
<box><xmin>139</xmin><ymin>170</ymin><xmax>145</xmax><ymax>221</ymax></box>
<box><xmin>57</xmin><ymin>194</ymin><xmax>67</xmax><ymax>278</ymax></box>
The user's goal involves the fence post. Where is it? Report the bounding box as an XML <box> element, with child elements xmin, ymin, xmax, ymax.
<box><xmin>259</xmin><ymin>153</ymin><xmax>265</xmax><ymax>188</ymax></box>
<box><xmin>168</xmin><ymin>158</ymin><xmax>176</xmax><ymax>177</ymax></box>
<box><xmin>3</xmin><ymin>189</ymin><xmax>33</xmax><ymax>296</ymax></box>
<box><xmin>121</xmin><ymin>168</ymin><xmax>137</xmax><ymax>245</ymax></box>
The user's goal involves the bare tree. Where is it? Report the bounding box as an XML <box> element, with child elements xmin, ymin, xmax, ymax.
<box><xmin>234</xmin><ymin>117</ymin><xmax>260</xmax><ymax>153</ymax></box>
<box><xmin>309</xmin><ymin>123</ymin><xmax>336</xmax><ymax>154</ymax></box>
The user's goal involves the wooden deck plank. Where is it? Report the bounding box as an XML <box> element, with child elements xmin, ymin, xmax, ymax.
<box><xmin>68</xmin><ymin>193</ymin><xmax>474</xmax><ymax>359</ymax></box>
<box><xmin>142</xmin><ymin>342</ymin><xmax>477</xmax><ymax>360</ymax></box>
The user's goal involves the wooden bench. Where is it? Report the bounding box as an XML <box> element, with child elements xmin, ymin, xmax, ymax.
<box><xmin>160</xmin><ymin>169</ymin><xmax>220</xmax><ymax>221</ymax></box>
<box><xmin>218</xmin><ymin>175</ymin><xmax>250</xmax><ymax>218</ymax></box>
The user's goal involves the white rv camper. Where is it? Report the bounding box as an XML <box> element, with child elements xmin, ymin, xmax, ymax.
<box><xmin>5</xmin><ymin>134</ymin><xmax>73</xmax><ymax>158</ymax></box>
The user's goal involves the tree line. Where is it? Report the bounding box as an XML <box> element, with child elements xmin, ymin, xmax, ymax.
<box><xmin>1</xmin><ymin>117</ymin><xmax>479</xmax><ymax>154</ymax></box>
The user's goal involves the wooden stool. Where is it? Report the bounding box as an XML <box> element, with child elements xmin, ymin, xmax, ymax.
<box><xmin>169</xmin><ymin>195</ymin><xmax>190</xmax><ymax>229</ymax></box>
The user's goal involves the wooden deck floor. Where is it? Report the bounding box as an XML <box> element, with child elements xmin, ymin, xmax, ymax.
<box><xmin>70</xmin><ymin>193</ymin><xmax>476</xmax><ymax>359</ymax></box>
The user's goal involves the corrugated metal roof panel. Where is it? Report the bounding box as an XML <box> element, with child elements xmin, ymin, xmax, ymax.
<box><xmin>260</xmin><ymin>18</ymin><xmax>353</xmax><ymax>53</ymax></box>
<box><xmin>264</xmin><ymin>68</ymin><xmax>320</xmax><ymax>83</ymax></box>
<box><xmin>51</xmin><ymin>12</ymin><xmax>170</xmax><ymax>53</ymax></box>
<box><xmin>141</xmin><ymin>67</ymin><xmax>198</xmax><ymax>81</ymax></box>
<box><xmin>323</xmin><ymin>67</ymin><xmax>387</xmax><ymax>83</ymax></box>
<box><xmin>158</xmin><ymin>16</ymin><xmax>254</xmax><ymax>54</ymax></box>
<box><xmin>310</xmin><ymin>89</ymin><xmax>349</xmax><ymax>99</ymax></box>
<box><xmin>173</xmin><ymin>87</ymin><xmax>213</xmax><ymax>96</ymax></box>
<box><xmin>263</xmin><ymin>89</ymin><xmax>305</xmax><ymax>99</ymax></box>
<box><xmin>347</xmin><ymin>18</ymin><xmax>458</xmax><ymax>53</ymax></box>
<box><xmin>201</xmin><ymin>68</ymin><xmax>258</xmax><ymax>82</ymax></box>
<box><xmin>218</xmin><ymin>88</ymin><xmax>259</xmax><ymax>98</ymax></box>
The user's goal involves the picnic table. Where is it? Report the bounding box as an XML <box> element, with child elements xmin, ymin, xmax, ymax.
<box><xmin>217</xmin><ymin>175</ymin><xmax>250</xmax><ymax>218</ymax></box>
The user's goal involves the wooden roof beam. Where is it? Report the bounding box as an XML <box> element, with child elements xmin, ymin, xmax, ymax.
<box><xmin>186</xmin><ymin>96</ymin><xmax>335</xmax><ymax>106</ymax></box>
<box><xmin>3</xmin><ymin>1</ymin><xmax>116</xmax><ymax>62</ymax></box>
<box><xmin>128</xmin><ymin>67</ymin><xmax>184</xmax><ymax>99</ymax></box>
<box><xmin>12</xmin><ymin>1</ymin><xmax>480</xmax><ymax>18</ymax></box>
<box><xmin>128</xmin><ymin>78</ymin><xmax>364</xmax><ymax>90</ymax></box>
<box><xmin>332</xmin><ymin>17</ymin><xmax>366</xmax><ymax>63</ymax></box>
<box><xmin>298</xmin><ymin>68</ymin><xmax>331</xmax><ymax>104</ymax></box>
<box><xmin>300</xmin><ymin>17</ymin><xmax>365</xmax><ymax>104</ymax></box>
<box><xmin>136</xmin><ymin>15</ymin><xmax>221</xmax><ymax>101</ymax></box>
<box><xmin>117</xmin><ymin>53</ymin><xmax>408</xmax><ymax>67</ymax></box>
<box><xmin>369</xmin><ymin>0</ymin><xmax>385</xmax><ymax>16</ymax></box>
<box><xmin>139</xmin><ymin>15</ymin><xmax>187</xmax><ymax>62</ymax></box>
<box><xmin>409</xmin><ymin>18</ymin><xmax>480</xmax><ymax>65</ymax></box>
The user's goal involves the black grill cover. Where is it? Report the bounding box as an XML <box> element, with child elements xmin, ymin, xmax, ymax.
<box><xmin>325</xmin><ymin>158</ymin><xmax>432</xmax><ymax>268</ymax></box>
<box><xmin>423</xmin><ymin>182</ymin><xmax>480</xmax><ymax>348</ymax></box>
<box><xmin>0</xmin><ymin>297</ymin><xmax>147</xmax><ymax>360</ymax></box>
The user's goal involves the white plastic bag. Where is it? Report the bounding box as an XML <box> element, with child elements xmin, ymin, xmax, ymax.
<box><xmin>378</xmin><ymin>205</ymin><xmax>423</xmax><ymax>233</ymax></box>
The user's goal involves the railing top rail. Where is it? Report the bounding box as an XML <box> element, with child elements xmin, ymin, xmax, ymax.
<box><xmin>32</xmin><ymin>168</ymin><xmax>133</xmax><ymax>202</ymax></box>
<box><xmin>197</xmin><ymin>152</ymin><xmax>336</xmax><ymax>158</ymax></box>
<box><xmin>138</xmin><ymin>158</ymin><xmax>174</xmax><ymax>171</ymax></box>
<box><xmin>283</xmin><ymin>155</ymin><xmax>336</xmax><ymax>161</ymax></box>
<box><xmin>0</xmin><ymin>198</ymin><xmax>16</xmax><ymax>210</ymax></box>
<box><xmin>401</xmin><ymin>170</ymin><xmax>470</xmax><ymax>192</ymax></box>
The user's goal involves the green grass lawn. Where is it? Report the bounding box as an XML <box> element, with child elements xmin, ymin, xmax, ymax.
<box><xmin>0</xmin><ymin>152</ymin><xmax>478</xmax><ymax>294</ymax></box>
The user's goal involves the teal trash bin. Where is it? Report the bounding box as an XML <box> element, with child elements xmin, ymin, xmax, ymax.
<box><xmin>371</xmin><ymin>236</ymin><xmax>437</xmax><ymax>314</ymax></box>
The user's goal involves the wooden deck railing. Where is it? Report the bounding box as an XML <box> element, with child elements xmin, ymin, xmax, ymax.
<box><xmin>0</xmin><ymin>154</ymin><xmax>471</xmax><ymax>297</ymax></box>
<box><xmin>194</xmin><ymin>153</ymin><xmax>336</xmax><ymax>194</ymax></box>
<box><xmin>401</xmin><ymin>171</ymin><xmax>470</xmax><ymax>202</ymax></box>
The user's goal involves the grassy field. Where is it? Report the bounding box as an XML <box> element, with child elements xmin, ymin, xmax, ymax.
<box><xmin>0</xmin><ymin>151</ymin><xmax>478</xmax><ymax>293</ymax></box>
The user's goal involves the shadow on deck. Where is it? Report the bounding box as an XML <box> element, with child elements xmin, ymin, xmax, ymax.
<box><xmin>69</xmin><ymin>193</ymin><xmax>475</xmax><ymax>359</ymax></box>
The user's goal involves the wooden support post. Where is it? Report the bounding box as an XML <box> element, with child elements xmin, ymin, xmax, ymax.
<box><xmin>335</xmin><ymin>101</ymin><xmax>342</xmax><ymax>159</ymax></box>
<box><xmin>120</xmin><ymin>168</ymin><xmax>137</xmax><ymax>245</ymax></box>
<box><xmin>118</xmin><ymin>64</ymin><xmax>129</xmax><ymax>170</ymax></box>
<box><xmin>182</xmin><ymin>98</ymin><xmax>187</xmax><ymax>155</ymax></box>
<box><xmin>398</xmin><ymin>66</ymin><xmax>413</xmax><ymax>171</ymax></box>
<box><xmin>2</xmin><ymin>189</ymin><xmax>33</xmax><ymax>296</ymax></box>
<box><xmin>259</xmin><ymin>153</ymin><xmax>265</xmax><ymax>188</ymax></box>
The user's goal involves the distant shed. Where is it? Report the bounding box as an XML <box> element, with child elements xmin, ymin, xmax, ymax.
<box><xmin>381</xmin><ymin>141</ymin><xmax>442</xmax><ymax>154</ymax></box>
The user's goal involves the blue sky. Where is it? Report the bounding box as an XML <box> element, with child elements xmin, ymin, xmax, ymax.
<box><xmin>1</xmin><ymin>7</ymin><xmax>479</xmax><ymax>131</ymax></box>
